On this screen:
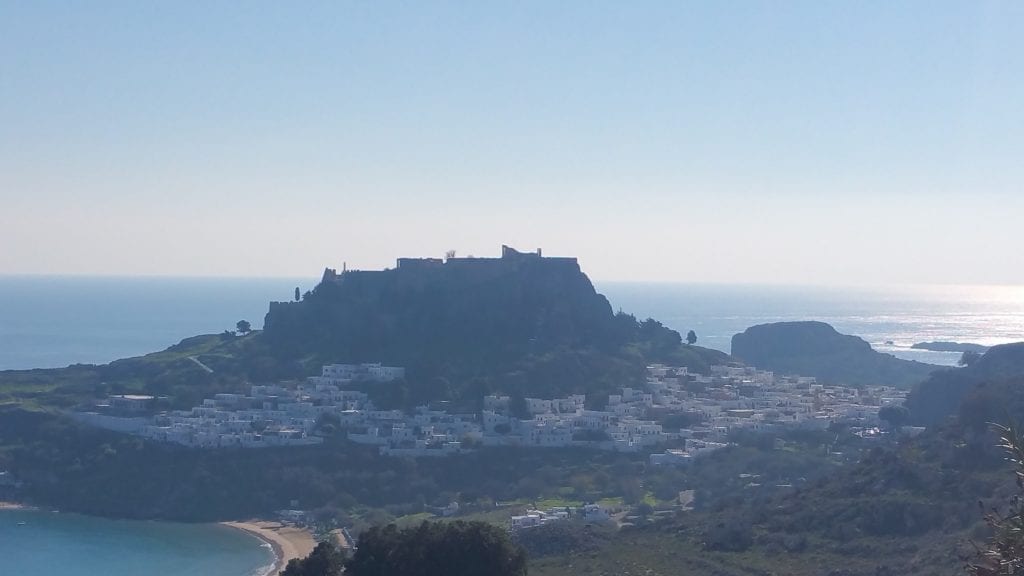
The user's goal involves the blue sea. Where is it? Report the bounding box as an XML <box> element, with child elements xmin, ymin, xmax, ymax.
<box><xmin>0</xmin><ymin>509</ymin><xmax>274</xmax><ymax>576</ymax></box>
<box><xmin>0</xmin><ymin>275</ymin><xmax>315</xmax><ymax>371</ymax></box>
<box><xmin>599</xmin><ymin>282</ymin><xmax>1024</xmax><ymax>367</ymax></box>
<box><xmin>1</xmin><ymin>277</ymin><xmax>1023</xmax><ymax>372</ymax></box>
<box><xmin>1</xmin><ymin>276</ymin><xmax>1024</xmax><ymax>576</ymax></box>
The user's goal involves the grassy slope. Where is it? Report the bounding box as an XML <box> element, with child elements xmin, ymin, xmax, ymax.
<box><xmin>529</xmin><ymin>527</ymin><xmax>967</xmax><ymax>576</ymax></box>
<box><xmin>0</xmin><ymin>333</ymin><xmax>260</xmax><ymax>410</ymax></box>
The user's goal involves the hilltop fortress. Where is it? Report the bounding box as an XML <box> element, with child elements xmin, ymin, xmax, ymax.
<box><xmin>320</xmin><ymin>245</ymin><xmax>579</xmax><ymax>284</ymax></box>
<box><xmin>261</xmin><ymin>244</ymin><xmax>616</xmax><ymax>384</ymax></box>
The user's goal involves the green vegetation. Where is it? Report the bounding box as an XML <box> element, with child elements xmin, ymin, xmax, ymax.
<box><xmin>906</xmin><ymin>343</ymin><xmax>1024</xmax><ymax>426</ymax></box>
<box><xmin>236</xmin><ymin>320</ymin><xmax>252</xmax><ymax>335</ymax></box>
<box><xmin>878</xmin><ymin>405</ymin><xmax>910</xmax><ymax>429</ymax></box>
<box><xmin>346</xmin><ymin>521</ymin><xmax>527</xmax><ymax>576</ymax></box>
<box><xmin>968</xmin><ymin>421</ymin><xmax>1024</xmax><ymax>575</ymax></box>
<box><xmin>6</xmin><ymin>258</ymin><xmax>1024</xmax><ymax>575</ymax></box>
<box><xmin>0</xmin><ymin>400</ymin><xmax>840</xmax><ymax>525</ymax></box>
<box><xmin>282</xmin><ymin>542</ymin><xmax>346</xmax><ymax>576</ymax></box>
<box><xmin>4</xmin><ymin>374</ymin><xmax>1020</xmax><ymax>576</ymax></box>
<box><xmin>529</xmin><ymin>430</ymin><xmax>1007</xmax><ymax>575</ymax></box>
<box><xmin>0</xmin><ymin>332</ymin><xmax>289</xmax><ymax>412</ymax></box>
<box><xmin>514</xmin><ymin>520</ymin><xmax>616</xmax><ymax>559</ymax></box>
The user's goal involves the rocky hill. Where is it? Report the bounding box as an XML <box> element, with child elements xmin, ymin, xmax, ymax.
<box><xmin>0</xmin><ymin>246</ymin><xmax>729</xmax><ymax>412</ymax></box>
<box><xmin>905</xmin><ymin>342</ymin><xmax>1024</xmax><ymax>426</ymax></box>
<box><xmin>262</xmin><ymin>246</ymin><xmax>729</xmax><ymax>405</ymax></box>
<box><xmin>730</xmin><ymin>321</ymin><xmax>940</xmax><ymax>388</ymax></box>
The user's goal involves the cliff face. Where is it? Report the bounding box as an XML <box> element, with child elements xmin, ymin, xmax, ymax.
<box><xmin>731</xmin><ymin>321</ymin><xmax>939</xmax><ymax>388</ymax></box>
<box><xmin>264</xmin><ymin>255</ymin><xmax>616</xmax><ymax>365</ymax></box>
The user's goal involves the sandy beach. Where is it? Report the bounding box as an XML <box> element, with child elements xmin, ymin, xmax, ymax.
<box><xmin>222</xmin><ymin>520</ymin><xmax>317</xmax><ymax>575</ymax></box>
<box><xmin>0</xmin><ymin>501</ymin><xmax>30</xmax><ymax>510</ymax></box>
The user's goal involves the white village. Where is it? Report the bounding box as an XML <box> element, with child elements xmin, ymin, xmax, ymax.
<box><xmin>74</xmin><ymin>362</ymin><xmax>908</xmax><ymax>462</ymax></box>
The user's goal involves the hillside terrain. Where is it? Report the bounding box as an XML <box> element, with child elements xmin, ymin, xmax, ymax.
<box><xmin>0</xmin><ymin>247</ymin><xmax>736</xmax><ymax>525</ymax></box>
<box><xmin>731</xmin><ymin>321</ymin><xmax>940</xmax><ymax>388</ymax></box>
<box><xmin>262</xmin><ymin>247</ymin><xmax>727</xmax><ymax>405</ymax></box>
<box><xmin>532</xmin><ymin>343</ymin><xmax>1024</xmax><ymax>575</ymax></box>
<box><xmin>905</xmin><ymin>342</ymin><xmax>1024</xmax><ymax>427</ymax></box>
<box><xmin>0</xmin><ymin>247</ymin><xmax>728</xmax><ymax>413</ymax></box>
<box><xmin>5</xmin><ymin>251</ymin><xmax>1023</xmax><ymax>576</ymax></box>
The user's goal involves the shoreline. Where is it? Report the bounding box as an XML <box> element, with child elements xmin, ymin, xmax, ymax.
<box><xmin>0</xmin><ymin>501</ymin><xmax>33</xmax><ymax>511</ymax></box>
<box><xmin>222</xmin><ymin>520</ymin><xmax>316</xmax><ymax>576</ymax></box>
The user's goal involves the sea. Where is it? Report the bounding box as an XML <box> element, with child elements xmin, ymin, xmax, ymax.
<box><xmin>598</xmin><ymin>282</ymin><xmax>1024</xmax><ymax>367</ymax></box>
<box><xmin>1</xmin><ymin>276</ymin><xmax>1024</xmax><ymax>576</ymax></box>
<box><xmin>0</xmin><ymin>509</ymin><xmax>274</xmax><ymax>576</ymax></box>
<box><xmin>3</xmin><ymin>276</ymin><xmax>1023</xmax><ymax>372</ymax></box>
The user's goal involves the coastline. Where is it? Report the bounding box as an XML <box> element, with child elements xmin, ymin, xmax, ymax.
<box><xmin>222</xmin><ymin>520</ymin><xmax>316</xmax><ymax>576</ymax></box>
<box><xmin>0</xmin><ymin>501</ymin><xmax>32</xmax><ymax>510</ymax></box>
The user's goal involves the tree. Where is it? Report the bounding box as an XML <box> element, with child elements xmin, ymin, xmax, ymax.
<box><xmin>281</xmin><ymin>541</ymin><xmax>346</xmax><ymax>576</ymax></box>
<box><xmin>346</xmin><ymin>521</ymin><xmax>528</xmax><ymax>576</ymax></box>
<box><xmin>295</xmin><ymin>287</ymin><xmax>301</xmax><ymax>302</ymax></box>
<box><xmin>878</xmin><ymin>405</ymin><xmax>910</xmax><ymax>430</ymax></box>
<box><xmin>635</xmin><ymin>501</ymin><xmax>654</xmax><ymax>518</ymax></box>
<box><xmin>704</xmin><ymin>517</ymin><xmax>754</xmax><ymax>552</ymax></box>
<box><xmin>236</xmin><ymin>320</ymin><xmax>252</xmax><ymax>335</ymax></box>
<box><xmin>686</xmin><ymin>330</ymin><xmax>697</xmax><ymax>345</ymax></box>
<box><xmin>960</xmin><ymin>350</ymin><xmax>982</xmax><ymax>367</ymax></box>
<box><xmin>509</xmin><ymin>394</ymin><xmax>530</xmax><ymax>420</ymax></box>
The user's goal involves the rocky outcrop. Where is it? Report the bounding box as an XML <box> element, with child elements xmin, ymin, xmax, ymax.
<box><xmin>731</xmin><ymin>321</ymin><xmax>939</xmax><ymax>388</ymax></box>
<box><xmin>910</xmin><ymin>341</ymin><xmax>989</xmax><ymax>353</ymax></box>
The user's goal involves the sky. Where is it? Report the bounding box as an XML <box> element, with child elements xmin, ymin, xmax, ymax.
<box><xmin>1</xmin><ymin>1</ymin><xmax>1022</xmax><ymax>285</ymax></box>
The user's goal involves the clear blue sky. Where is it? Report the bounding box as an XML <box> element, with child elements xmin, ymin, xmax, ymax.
<box><xmin>2</xmin><ymin>2</ymin><xmax>1022</xmax><ymax>284</ymax></box>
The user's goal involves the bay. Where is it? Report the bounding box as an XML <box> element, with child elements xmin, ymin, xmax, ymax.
<box><xmin>0</xmin><ymin>509</ymin><xmax>274</xmax><ymax>576</ymax></box>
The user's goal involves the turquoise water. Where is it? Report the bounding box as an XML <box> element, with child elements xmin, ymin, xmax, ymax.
<box><xmin>0</xmin><ymin>509</ymin><xmax>274</xmax><ymax>576</ymax></box>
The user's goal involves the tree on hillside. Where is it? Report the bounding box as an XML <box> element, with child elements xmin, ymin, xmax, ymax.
<box><xmin>878</xmin><ymin>405</ymin><xmax>910</xmax><ymax>430</ymax></box>
<box><xmin>281</xmin><ymin>541</ymin><xmax>345</xmax><ymax>576</ymax></box>
<box><xmin>346</xmin><ymin>521</ymin><xmax>528</xmax><ymax>576</ymax></box>
<box><xmin>236</xmin><ymin>320</ymin><xmax>252</xmax><ymax>335</ymax></box>
<box><xmin>686</xmin><ymin>330</ymin><xmax>697</xmax><ymax>346</ymax></box>
<box><xmin>295</xmin><ymin>287</ymin><xmax>301</xmax><ymax>302</ymax></box>
<box><xmin>509</xmin><ymin>394</ymin><xmax>530</xmax><ymax>420</ymax></box>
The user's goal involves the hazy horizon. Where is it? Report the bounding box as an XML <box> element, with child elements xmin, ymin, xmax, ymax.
<box><xmin>5</xmin><ymin>271</ymin><xmax>1024</xmax><ymax>292</ymax></box>
<box><xmin>3</xmin><ymin>2</ymin><xmax>1023</xmax><ymax>284</ymax></box>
